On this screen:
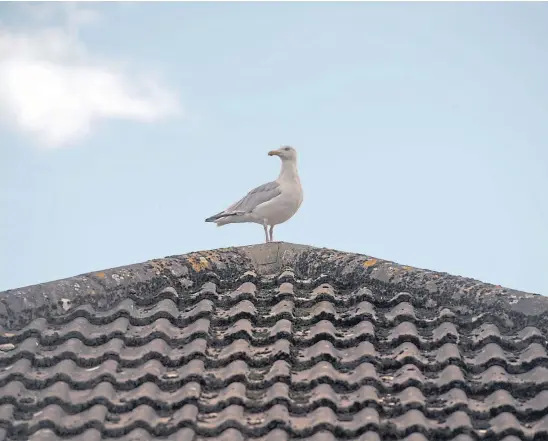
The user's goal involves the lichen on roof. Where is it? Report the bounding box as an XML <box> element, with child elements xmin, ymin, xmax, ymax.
<box><xmin>0</xmin><ymin>242</ymin><xmax>545</xmax><ymax>330</ymax></box>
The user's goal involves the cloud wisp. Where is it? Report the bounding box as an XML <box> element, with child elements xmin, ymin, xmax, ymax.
<box><xmin>0</xmin><ymin>4</ymin><xmax>179</xmax><ymax>148</ymax></box>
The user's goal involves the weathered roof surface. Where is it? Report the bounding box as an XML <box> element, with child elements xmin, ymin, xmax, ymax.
<box><xmin>0</xmin><ymin>242</ymin><xmax>547</xmax><ymax>440</ymax></box>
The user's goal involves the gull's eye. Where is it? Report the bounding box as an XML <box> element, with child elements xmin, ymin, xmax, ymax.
<box><xmin>284</xmin><ymin>147</ymin><xmax>290</xmax><ymax>151</ymax></box>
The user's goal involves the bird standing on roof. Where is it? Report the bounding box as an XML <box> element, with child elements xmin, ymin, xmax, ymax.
<box><xmin>205</xmin><ymin>146</ymin><xmax>303</xmax><ymax>243</ymax></box>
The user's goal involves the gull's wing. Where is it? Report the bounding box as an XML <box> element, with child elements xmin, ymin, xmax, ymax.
<box><xmin>205</xmin><ymin>181</ymin><xmax>281</xmax><ymax>222</ymax></box>
<box><xmin>227</xmin><ymin>181</ymin><xmax>281</xmax><ymax>212</ymax></box>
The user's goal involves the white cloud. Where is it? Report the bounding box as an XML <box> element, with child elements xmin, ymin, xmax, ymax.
<box><xmin>0</xmin><ymin>4</ymin><xmax>179</xmax><ymax>148</ymax></box>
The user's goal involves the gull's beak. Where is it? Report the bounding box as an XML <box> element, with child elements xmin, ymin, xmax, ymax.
<box><xmin>268</xmin><ymin>149</ymin><xmax>280</xmax><ymax>156</ymax></box>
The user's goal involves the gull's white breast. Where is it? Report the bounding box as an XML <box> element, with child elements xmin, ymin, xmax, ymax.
<box><xmin>251</xmin><ymin>180</ymin><xmax>303</xmax><ymax>226</ymax></box>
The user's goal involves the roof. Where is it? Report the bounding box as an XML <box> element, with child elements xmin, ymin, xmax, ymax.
<box><xmin>0</xmin><ymin>242</ymin><xmax>547</xmax><ymax>440</ymax></box>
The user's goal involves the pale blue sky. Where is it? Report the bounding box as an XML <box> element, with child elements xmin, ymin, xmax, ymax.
<box><xmin>1</xmin><ymin>2</ymin><xmax>547</xmax><ymax>295</ymax></box>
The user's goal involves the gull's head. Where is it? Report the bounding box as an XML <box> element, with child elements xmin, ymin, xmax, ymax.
<box><xmin>268</xmin><ymin>146</ymin><xmax>297</xmax><ymax>162</ymax></box>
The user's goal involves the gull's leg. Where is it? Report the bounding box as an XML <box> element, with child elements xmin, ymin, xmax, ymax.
<box><xmin>263</xmin><ymin>223</ymin><xmax>269</xmax><ymax>243</ymax></box>
<box><xmin>269</xmin><ymin>225</ymin><xmax>274</xmax><ymax>243</ymax></box>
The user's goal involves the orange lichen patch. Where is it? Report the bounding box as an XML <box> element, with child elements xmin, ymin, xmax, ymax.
<box><xmin>95</xmin><ymin>272</ymin><xmax>106</xmax><ymax>279</ymax></box>
<box><xmin>187</xmin><ymin>255</ymin><xmax>210</xmax><ymax>272</ymax></box>
<box><xmin>403</xmin><ymin>266</ymin><xmax>412</xmax><ymax>271</ymax></box>
<box><xmin>363</xmin><ymin>258</ymin><xmax>378</xmax><ymax>268</ymax></box>
<box><xmin>201</xmin><ymin>251</ymin><xmax>222</xmax><ymax>264</ymax></box>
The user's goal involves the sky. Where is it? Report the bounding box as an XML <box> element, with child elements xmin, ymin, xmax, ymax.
<box><xmin>0</xmin><ymin>2</ymin><xmax>547</xmax><ymax>296</ymax></box>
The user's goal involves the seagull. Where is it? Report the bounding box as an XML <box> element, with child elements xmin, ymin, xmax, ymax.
<box><xmin>205</xmin><ymin>146</ymin><xmax>303</xmax><ymax>243</ymax></box>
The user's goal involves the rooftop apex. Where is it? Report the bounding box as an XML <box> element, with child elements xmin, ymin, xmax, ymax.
<box><xmin>0</xmin><ymin>242</ymin><xmax>545</xmax><ymax>330</ymax></box>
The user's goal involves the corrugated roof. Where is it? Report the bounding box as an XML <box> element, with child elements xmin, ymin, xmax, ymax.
<box><xmin>0</xmin><ymin>242</ymin><xmax>546</xmax><ymax>440</ymax></box>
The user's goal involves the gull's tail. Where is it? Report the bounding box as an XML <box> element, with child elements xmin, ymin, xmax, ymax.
<box><xmin>205</xmin><ymin>213</ymin><xmax>224</xmax><ymax>222</ymax></box>
<box><xmin>205</xmin><ymin>210</ymin><xmax>247</xmax><ymax>226</ymax></box>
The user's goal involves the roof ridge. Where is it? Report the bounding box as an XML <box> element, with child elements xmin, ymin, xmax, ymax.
<box><xmin>0</xmin><ymin>242</ymin><xmax>545</xmax><ymax>330</ymax></box>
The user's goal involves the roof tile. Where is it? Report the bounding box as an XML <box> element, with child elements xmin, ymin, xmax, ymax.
<box><xmin>0</xmin><ymin>243</ymin><xmax>547</xmax><ymax>439</ymax></box>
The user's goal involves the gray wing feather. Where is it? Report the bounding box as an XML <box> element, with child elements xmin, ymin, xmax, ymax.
<box><xmin>226</xmin><ymin>181</ymin><xmax>281</xmax><ymax>213</ymax></box>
